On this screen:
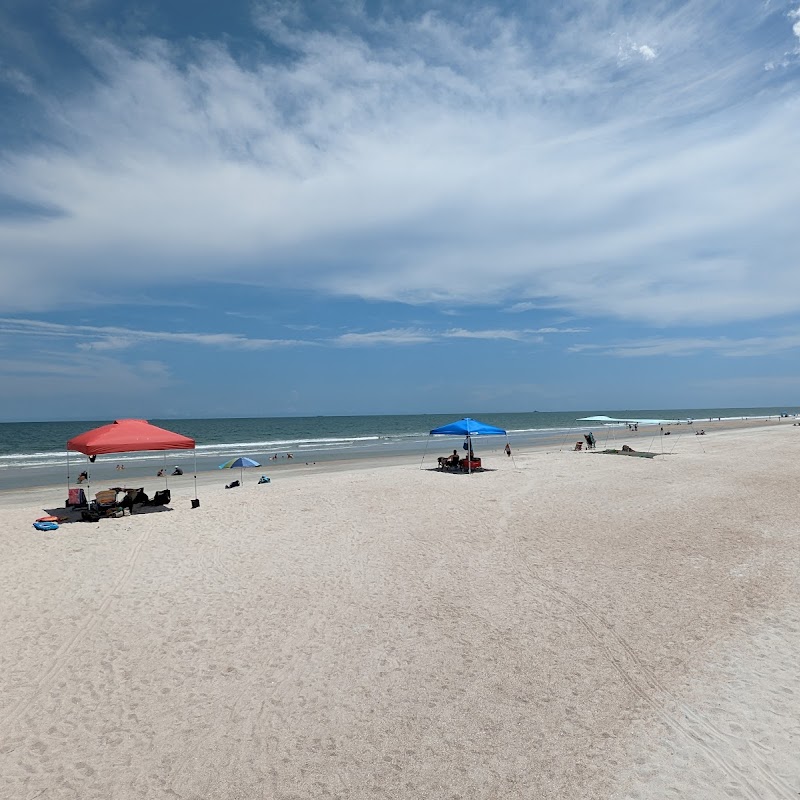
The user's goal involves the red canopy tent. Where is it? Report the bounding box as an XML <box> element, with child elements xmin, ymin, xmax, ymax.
<box><xmin>68</xmin><ymin>419</ymin><xmax>195</xmax><ymax>455</ymax></box>
<box><xmin>67</xmin><ymin>419</ymin><xmax>197</xmax><ymax>505</ymax></box>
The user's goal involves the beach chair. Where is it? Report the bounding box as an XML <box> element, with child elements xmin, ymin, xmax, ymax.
<box><xmin>89</xmin><ymin>489</ymin><xmax>127</xmax><ymax>518</ymax></box>
<box><xmin>94</xmin><ymin>489</ymin><xmax>118</xmax><ymax>508</ymax></box>
<box><xmin>67</xmin><ymin>487</ymin><xmax>88</xmax><ymax>508</ymax></box>
<box><xmin>124</xmin><ymin>488</ymin><xmax>149</xmax><ymax>506</ymax></box>
<box><xmin>146</xmin><ymin>489</ymin><xmax>171</xmax><ymax>506</ymax></box>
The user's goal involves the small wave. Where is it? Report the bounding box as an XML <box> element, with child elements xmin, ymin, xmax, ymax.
<box><xmin>194</xmin><ymin>435</ymin><xmax>383</xmax><ymax>452</ymax></box>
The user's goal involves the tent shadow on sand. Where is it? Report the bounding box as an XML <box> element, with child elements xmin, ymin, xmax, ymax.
<box><xmin>42</xmin><ymin>503</ymin><xmax>173</xmax><ymax>524</ymax></box>
<box><xmin>423</xmin><ymin>466</ymin><xmax>498</xmax><ymax>474</ymax></box>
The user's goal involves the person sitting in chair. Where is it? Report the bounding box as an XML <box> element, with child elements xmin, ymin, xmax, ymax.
<box><xmin>438</xmin><ymin>450</ymin><xmax>460</xmax><ymax>469</ymax></box>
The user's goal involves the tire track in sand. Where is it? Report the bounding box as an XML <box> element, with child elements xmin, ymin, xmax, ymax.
<box><xmin>1</xmin><ymin>527</ymin><xmax>152</xmax><ymax>729</ymax></box>
<box><xmin>497</xmin><ymin>484</ymin><xmax>796</xmax><ymax>800</ymax></box>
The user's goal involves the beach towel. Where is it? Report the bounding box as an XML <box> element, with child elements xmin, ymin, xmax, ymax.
<box><xmin>67</xmin><ymin>487</ymin><xmax>87</xmax><ymax>507</ymax></box>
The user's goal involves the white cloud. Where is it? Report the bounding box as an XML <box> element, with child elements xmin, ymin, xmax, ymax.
<box><xmin>765</xmin><ymin>4</ymin><xmax>800</xmax><ymax>67</ymax></box>
<box><xmin>637</xmin><ymin>44</ymin><xmax>657</xmax><ymax>60</ymax></box>
<box><xmin>442</xmin><ymin>328</ymin><xmax>540</xmax><ymax>341</ymax></box>
<box><xmin>441</xmin><ymin>326</ymin><xmax>585</xmax><ymax>339</ymax></box>
<box><xmin>0</xmin><ymin>317</ymin><xmax>583</xmax><ymax>351</ymax></box>
<box><xmin>334</xmin><ymin>328</ymin><xmax>437</xmax><ymax>346</ymax></box>
<box><xmin>0</xmin><ymin>318</ymin><xmax>312</xmax><ymax>350</ymax></box>
<box><xmin>0</xmin><ymin>3</ymin><xmax>798</xmax><ymax>327</ymax></box>
<box><xmin>333</xmin><ymin>325</ymin><xmax>568</xmax><ymax>346</ymax></box>
<box><xmin>617</xmin><ymin>38</ymin><xmax>658</xmax><ymax>63</ymax></box>
<box><xmin>791</xmin><ymin>6</ymin><xmax>800</xmax><ymax>42</ymax></box>
<box><xmin>570</xmin><ymin>332</ymin><xmax>800</xmax><ymax>358</ymax></box>
<box><xmin>528</xmin><ymin>327</ymin><xmax>588</xmax><ymax>334</ymax></box>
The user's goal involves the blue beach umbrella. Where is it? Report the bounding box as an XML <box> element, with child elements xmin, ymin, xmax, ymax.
<box><xmin>219</xmin><ymin>456</ymin><xmax>261</xmax><ymax>483</ymax></box>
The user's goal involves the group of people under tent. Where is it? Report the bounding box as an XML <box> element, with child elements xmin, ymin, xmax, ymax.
<box><xmin>438</xmin><ymin>440</ymin><xmax>512</xmax><ymax>469</ymax></box>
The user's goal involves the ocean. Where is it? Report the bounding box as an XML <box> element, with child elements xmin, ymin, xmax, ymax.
<box><xmin>1</xmin><ymin>407</ymin><xmax>797</xmax><ymax>492</ymax></box>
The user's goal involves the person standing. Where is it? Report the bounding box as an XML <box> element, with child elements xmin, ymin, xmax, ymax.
<box><xmin>504</xmin><ymin>443</ymin><xmax>512</xmax><ymax>457</ymax></box>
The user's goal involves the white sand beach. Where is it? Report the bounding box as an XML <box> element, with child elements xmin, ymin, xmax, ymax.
<box><xmin>0</xmin><ymin>424</ymin><xmax>798</xmax><ymax>799</ymax></box>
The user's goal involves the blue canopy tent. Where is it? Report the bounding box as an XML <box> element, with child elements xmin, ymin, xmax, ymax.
<box><xmin>426</xmin><ymin>417</ymin><xmax>511</xmax><ymax>473</ymax></box>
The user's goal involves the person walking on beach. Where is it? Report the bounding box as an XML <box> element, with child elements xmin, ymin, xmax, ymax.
<box><xmin>504</xmin><ymin>443</ymin><xmax>512</xmax><ymax>457</ymax></box>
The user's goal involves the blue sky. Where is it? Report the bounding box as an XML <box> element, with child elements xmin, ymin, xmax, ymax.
<box><xmin>1</xmin><ymin>0</ymin><xmax>799</xmax><ymax>421</ymax></box>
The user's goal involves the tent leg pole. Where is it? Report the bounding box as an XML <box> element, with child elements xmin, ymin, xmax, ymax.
<box><xmin>506</xmin><ymin>436</ymin><xmax>517</xmax><ymax>468</ymax></box>
<box><xmin>421</xmin><ymin>438</ymin><xmax>431</xmax><ymax>470</ymax></box>
<box><xmin>193</xmin><ymin>450</ymin><xmax>198</xmax><ymax>499</ymax></box>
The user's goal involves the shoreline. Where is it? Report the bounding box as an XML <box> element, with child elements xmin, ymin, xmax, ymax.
<box><xmin>0</xmin><ymin>415</ymin><xmax>794</xmax><ymax>500</ymax></box>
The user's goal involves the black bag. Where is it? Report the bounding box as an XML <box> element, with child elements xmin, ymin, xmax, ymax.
<box><xmin>81</xmin><ymin>509</ymin><xmax>101</xmax><ymax>523</ymax></box>
<box><xmin>148</xmin><ymin>489</ymin><xmax>171</xmax><ymax>506</ymax></box>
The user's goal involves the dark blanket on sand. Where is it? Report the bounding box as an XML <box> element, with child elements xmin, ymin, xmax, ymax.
<box><xmin>596</xmin><ymin>447</ymin><xmax>657</xmax><ymax>459</ymax></box>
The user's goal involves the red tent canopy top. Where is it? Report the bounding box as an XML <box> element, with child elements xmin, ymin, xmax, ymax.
<box><xmin>67</xmin><ymin>419</ymin><xmax>195</xmax><ymax>456</ymax></box>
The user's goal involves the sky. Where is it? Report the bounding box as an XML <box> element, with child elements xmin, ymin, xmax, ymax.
<box><xmin>1</xmin><ymin>0</ymin><xmax>799</xmax><ymax>421</ymax></box>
